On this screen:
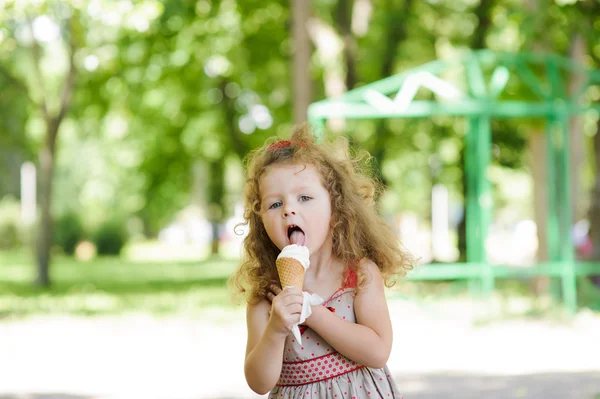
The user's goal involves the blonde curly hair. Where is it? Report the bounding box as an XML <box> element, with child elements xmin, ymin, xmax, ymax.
<box><xmin>230</xmin><ymin>124</ymin><xmax>414</xmax><ymax>304</ymax></box>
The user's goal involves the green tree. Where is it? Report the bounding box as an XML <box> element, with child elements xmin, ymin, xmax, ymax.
<box><xmin>0</xmin><ymin>2</ymin><xmax>78</xmax><ymax>285</ymax></box>
<box><xmin>571</xmin><ymin>0</ymin><xmax>600</xmax><ymax>264</ymax></box>
<box><xmin>0</xmin><ymin>0</ymin><xmax>167</xmax><ymax>284</ymax></box>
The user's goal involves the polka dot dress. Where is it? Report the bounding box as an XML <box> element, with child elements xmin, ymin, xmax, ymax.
<box><xmin>268</xmin><ymin>269</ymin><xmax>403</xmax><ymax>399</ymax></box>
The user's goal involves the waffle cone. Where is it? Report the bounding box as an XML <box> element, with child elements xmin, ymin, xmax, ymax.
<box><xmin>276</xmin><ymin>257</ymin><xmax>305</xmax><ymax>291</ymax></box>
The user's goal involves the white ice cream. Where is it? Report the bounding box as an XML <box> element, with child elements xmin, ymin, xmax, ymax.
<box><xmin>277</xmin><ymin>244</ymin><xmax>310</xmax><ymax>270</ymax></box>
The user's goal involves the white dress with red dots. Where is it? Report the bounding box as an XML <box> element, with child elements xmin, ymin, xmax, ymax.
<box><xmin>268</xmin><ymin>269</ymin><xmax>403</xmax><ymax>399</ymax></box>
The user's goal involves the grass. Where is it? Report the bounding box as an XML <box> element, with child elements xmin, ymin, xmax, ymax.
<box><xmin>0</xmin><ymin>248</ymin><xmax>243</xmax><ymax>319</ymax></box>
<box><xmin>2</xmin><ymin>246</ymin><xmax>599</xmax><ymax>320</ymax></box>
<box><xmin>387</xmin><ymin>276</ymin><xmax>600</xmax><ymax>323</ymax></box>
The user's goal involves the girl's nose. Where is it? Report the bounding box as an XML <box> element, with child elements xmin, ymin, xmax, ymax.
<box><xmin>283</xmin><ymin>209</ymin><xmax>296</xmax><ymax>218</ymax></box>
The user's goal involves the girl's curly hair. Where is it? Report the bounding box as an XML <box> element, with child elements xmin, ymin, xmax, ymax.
<box><xmin>230</xmin><ymin>124</ymin><xmax>414</xmax><ymax>304</ymax></box>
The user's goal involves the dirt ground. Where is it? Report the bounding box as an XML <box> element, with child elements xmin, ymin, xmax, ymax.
<box><xmin>1</xmin><ymin>300</ymin><xmax>599</xmax><ymax>399</ymax></box>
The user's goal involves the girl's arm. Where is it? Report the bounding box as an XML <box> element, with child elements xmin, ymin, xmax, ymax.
<box><xmin>244</xmin><ymin>288</ymin><xmax>303</xmax><ymax>394</ymax></box>
<box><xmin>304</xmin><ymin>260</ymin><xmax>393</xmax><ymax>369</ymax></box>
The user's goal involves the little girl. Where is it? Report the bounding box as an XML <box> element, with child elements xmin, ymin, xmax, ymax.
<box><xmin>231</xmin><ymin>124</ymin><xmax>413</xmax><ymax>398</ymax></box>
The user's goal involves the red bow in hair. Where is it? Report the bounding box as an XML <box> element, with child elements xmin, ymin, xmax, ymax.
<box><xmin>267</xmin><ymin>140</ymin><xmax>307</xmax><ymax>152</ymax></box>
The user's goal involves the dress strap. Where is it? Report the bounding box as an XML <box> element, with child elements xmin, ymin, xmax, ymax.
<box><xmin>342</xmin><ymin>263</ymin><xmax>358</xmax><ymax>288</ymax></box>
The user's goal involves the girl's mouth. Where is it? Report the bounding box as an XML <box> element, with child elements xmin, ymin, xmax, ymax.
<box><xmin>287</xmin><ymin>225</ymin><xmax>306</xmax><ymax>246</ymax></box>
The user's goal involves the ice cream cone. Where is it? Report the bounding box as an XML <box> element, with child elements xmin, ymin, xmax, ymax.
<box><xmin>276</xmin><ymin>257</ymin><xmax>305</xmax><ymax>290</ymax></box>
<box><xmin>274</xmin><ymin>244</ymin><xmax>318</xmax><ymax>345</ymax></box>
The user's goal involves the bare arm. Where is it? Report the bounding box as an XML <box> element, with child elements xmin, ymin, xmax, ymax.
<box><xmin>244</xmin><ymin>288</ymin><xmax>303</xmax><ymax>394</ymax></box>
<box><xmin>304</xmin><ymin>260</ymin><xmax>393</xmax><ymax>368</ymax></box>
<box><xmin>244</xmin><ymin>300</ymin><xmax>285</xmax><ymax>394</ymax></box>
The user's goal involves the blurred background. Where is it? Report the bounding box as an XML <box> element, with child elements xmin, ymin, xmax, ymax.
<box><xmin>1</xmin><ymin>0</ymin><xmax>600</xmax><ymax>398</ymax></box>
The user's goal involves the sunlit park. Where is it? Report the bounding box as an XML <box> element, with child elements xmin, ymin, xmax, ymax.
<box><xmin>3</xmin><ymin>0</ymin><xmax>600</xmax><ymax>398</ymax></box>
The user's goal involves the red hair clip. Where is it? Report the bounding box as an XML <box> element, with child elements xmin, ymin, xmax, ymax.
<box><xmin>267</xmin><ymin>140</ymin><xmax>306</xmax><ymax>152</ymax></box>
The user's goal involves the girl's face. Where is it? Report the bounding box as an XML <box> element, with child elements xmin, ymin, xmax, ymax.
<box><xmin>259</xmin><ymin>163</ymin><xmax>332</xmax><ymax>254</ymax></box>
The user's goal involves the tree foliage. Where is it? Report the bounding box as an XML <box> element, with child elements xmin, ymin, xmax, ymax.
<box><xmin>0</xmin><ymin>0</ymin><xmax>599</xmax><ymax>280</ymax></box>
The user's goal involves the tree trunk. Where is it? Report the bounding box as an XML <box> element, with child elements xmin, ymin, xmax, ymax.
<box><xmin>371</xmin><ymin>0</ymin><xmax>415</xmax><ymax>187</ymax></box>
<box><xmin>589</xmin><ymin>120</ymin><xmax>600</xmax><ymax>262</ymax></box>
<box><xmin>36</xmin><ymin>121</ymin><xmax>58</xmax><ymax>287</ymax></box>
<box><xmin>210</xmin><ymin>222</ymin><xmax>220</xmax><ymax>256</ymax></box>
<box><xmin>568</xmin><ymin>34</ymin><xmax>586</xmax><ymax>221</ymax></box>
<box><xmin>220</xmin><ymin>78</ymin><xmax>249</xmax><ymax>159</ymax></box>
<box><xmin>333</xmin><ymin>0</ymin><xmax>357</xmax><ymax>90</ymax></box>
<box><xmin>207</xmin><ymin>158</ymin><xmax>225</xmax><ymax>257</ymax></box>
<box><xmin>216</xmin><ymin>78</ymin><xmax>250</xmax><ymax>255</ymax></box>
<box><xmin>25</xmin><ymin>13</ymin><xmax>75</xmax><ymax>286</ymax></box>
<box><xmin>471</xmin><ymin>0</ymin><xmax>493</xmax><ymax>50</ymax></box>
<box><xmin>292</xmin><ymin>0</ymin><xmax>311</xmax><ymax>124</ymax></box>
<box><xmin>523</xmin><ymin>0</ymin><xmax>549</xmax><ymax>294</ymax></box>
<box><xmin>530</xmin><ymin>131</ymin><xmax>550</xmax><ymax>294</ymax></box>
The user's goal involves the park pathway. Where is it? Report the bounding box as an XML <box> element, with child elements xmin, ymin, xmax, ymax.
<box><xmin>0</xmin><ymin>300</ymin><xmax>599</xmax><ymax>399</ymax></box>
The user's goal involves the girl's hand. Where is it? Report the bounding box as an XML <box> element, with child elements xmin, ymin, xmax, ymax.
<box><xmin>265</xmin><ymin>285</ymin><xmax>303</xmax><ymax>338</ymax></box>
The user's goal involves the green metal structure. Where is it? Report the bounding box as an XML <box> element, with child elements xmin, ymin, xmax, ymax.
<box><xmin>308</xmin><ymin>50</ymin><xmax>600</xmax><ymax>313</ymax></box>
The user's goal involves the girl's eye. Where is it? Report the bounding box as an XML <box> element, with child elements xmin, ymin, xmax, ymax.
<box><xmin>269</xmin><ymin>201</ymin><xmax>282</xmax><ymax>209</ymax></box>
<box><xmin>299</xmin><ymin>195</ymin><xmax>311</xmax><ymax>202</ymax></box>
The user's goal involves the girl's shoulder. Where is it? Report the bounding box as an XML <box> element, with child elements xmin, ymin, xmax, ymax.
<box><xmin>354</xmin><ymin>258</ymin><xmax>384</xmax><ymax>289</ymax></box>
<box><xmin>338</xmin><ymin>258</ymin><xmax>382</xmax><ymax>292</ymax></box>
<box><xmin>357</xmin><ymin>257</ymin><xmax>378</xmax><ymax>271</ymax></box>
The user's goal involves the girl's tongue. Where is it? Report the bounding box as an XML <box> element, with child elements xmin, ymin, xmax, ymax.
<box><xmin>289</xmin><ymin>229</ymin><xmax>306</xmax><ymax>246</ymax></box>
